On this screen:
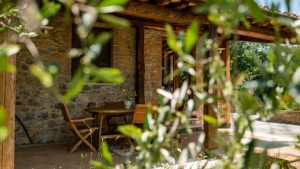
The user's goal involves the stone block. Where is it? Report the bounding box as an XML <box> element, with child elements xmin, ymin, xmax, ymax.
<box><xmin>25</xmin><ymin>77</ymin><xmax>40</xmax><ymax>86</ymax></box>
<box><xmin>20</xmin><ymin>112</ymin><xmax>36</xmax><ymax>121</ymax></box>
<box><xmin>36</xmin><ymin>111</ymin><xmax>48</xmax><ymax>121</ymax></box>
<box><xmin>27</xmin><ymin>98</ymin><xmax>41</xmax><ymax>106</ymax></box>
<box><xmin>47</xmin><ymin>120</ymin><xmax>59</xmax><ymax>128</ymax></box>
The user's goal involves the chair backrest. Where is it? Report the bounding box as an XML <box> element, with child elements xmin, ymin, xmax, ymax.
<box><xmin>104</xmin><ymin>101</ymin><xmax>124</xmax><ymax>108</ymax></box>
<box><xmin>132</xmin><ymin>104</ymin><xmax>155</xmax><ymax>124</ymax></box>
<box><xmin>60</xmin><ymin>103</ymin><xmax>72</xmax><ymax>122</ymax></box>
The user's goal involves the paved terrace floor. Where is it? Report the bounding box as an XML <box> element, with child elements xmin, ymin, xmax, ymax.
<box><xmin>15</xmin><ymin>119</ymin><xmax>300</xmax><ymax>169</ymax></box>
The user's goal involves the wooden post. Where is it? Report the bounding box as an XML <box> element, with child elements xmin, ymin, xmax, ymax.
<box><xmin>0</xmin><ymin>29</ymin><xmax>16</xmax><ymax>169</ymax></box>
<box><xmin>136</xmin><ymin>26</ymin><xmax>145</xmax><ymax>104</ymax></box>
<box><xmin>203</xmin><ymin>24</ymin><xmax>218</xmax><ymax>149</ymax></box>
<box><xmin>220</xmin><ymin>41</ymin><xmax>231</xmax><ymax>126</ymax></box>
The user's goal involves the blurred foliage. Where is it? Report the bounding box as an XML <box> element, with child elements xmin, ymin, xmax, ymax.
<box><xmin>0</xmin><ymin>0</ymin><xmax>300</xmax><ymax>168</ymax></box>
<box><xmin>230</xmin><ymin>42</ymin><xmax>300</xmax><ymax>111</ymax></box>
<box><xmin>0</xmin><ymin>107</ymin><xmax>8</xmax><ymax>141</ymax></box>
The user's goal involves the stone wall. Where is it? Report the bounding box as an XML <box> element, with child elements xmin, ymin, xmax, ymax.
<box><xmin>269</xmin><ymin>110</ymin><xmax>300</xmax><ymax>125</ymax></box>
<box><xmin>194</xmin><ymin>40</ymin><xmax>204</xmax><ymax>126</ymax></box>
<box><xmin>144</xmin><ymin>29</ymin><xmax>162</xmax><ymax>104</ymax></box>
<box><xmin>15</xmin><ymin>14</ymin><xmax>137</xmax><ymax>144</ymax></box>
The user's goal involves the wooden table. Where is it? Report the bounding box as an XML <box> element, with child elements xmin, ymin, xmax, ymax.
<box><xmin>84</xmin><ymin>107</ymin><xmax>134</xmax><ymax>147</ymax></box>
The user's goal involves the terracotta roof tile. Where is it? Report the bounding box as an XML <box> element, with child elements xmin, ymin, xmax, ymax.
<box><xmin>258</xmin><ymin>5</ymin><xmax>299</xmax><ymax>19</ymax></box>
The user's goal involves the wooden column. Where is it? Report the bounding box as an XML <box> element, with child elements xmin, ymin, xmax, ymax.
<box><xmin>136</xmin><ymin>26</ymin><xmax>145</xmax><ymax>104</ymax></box>
<box><xmin>203</xmin><ymin>24</ymin><xmax>218</xmax><ymax>149</ymax></box>
<box><xmin>0</xmin><ymin>29</ymin><xmax>16</xmax><ymax>169</ymax></box>
<box><xmin>220</xmin><ymin>41</ymin><xmax>231</xmax><ymax>126</ymax></box>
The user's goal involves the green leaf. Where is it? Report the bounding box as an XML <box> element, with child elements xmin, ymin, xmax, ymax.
<box><xmin>30</xmin><ymin>65</ymin><xmax>53</xmax><ymax>88</ymax></box>
<box><xmin>203</xmin><ymin>115</ymin><xmax>217</xmax><ymax>126</ymax></box>
<box><xmin>98</xmin><ymin>6</ymin><xmax>124</xmax><ymax>13</ymax></box>
<box><xmin>93</xmin><ymin>32</ymin><xmax>112</xmax><ymax>44</ymax></box>
<box><xmin>285</xmin><ymin>0</ymin><xmax>291</xmax><ymax>13</ymax></box>
<box><xmin>260</xmin><ymin>148</ymin><xmax>268</xmax><ymax>168</ymax></box>
<box><xmin>90</xmin><ymin>161</ymin><xmax>106</xmax><ymax>169</ymax></box>
<box><xmin>0</xmin><ymin>44</ymin><xmax>20</xmax><ymax>57</ymax></box>
<box><xmin>63</xmin><ymin>67</ymin><xmax>85</xmax><ymax>101</ymax></box>
<box><xmin>0</xmin><ymin>58</ymin><xmax>16</xmax><ymax>72</ymax></box>
<box><xmin>99</xmin><ymin>14</ymin><xmax>130</xmax><ymax>27</ymax></box>
<box><xmin>184</xmin><ymin>21</ymin><xmax>199</xmax><ymax>54</ymax></box>
<box><xmin>89</xmin><ymin>67</ymin><xmax>124</xmax><ymax>84</ymax></box>
<box><xmin>233</xmin><ymin>72</ymin><xmax>246</xmax><ymax>87</ymax></box>
<box><xmin>243</xmin><ymin>0</ymin><xmax>265</xmax><ymax>23</ymax></box>
<box><xmin>118</xmin><ymin>125</ymin><xmax>142</xmax><ymax>139</ymax></box>
<box><xmin>100</xmin><ymin>141</ymin><xmax>113</xmax><ymax>166</ymax></box>
<box><xmin>0</xmin><ymin>127</ymin><xmax>8</xmax><ymax>141</ymax></box>
<box><xmin>165</xmin><ymin>24</ymin><xmax>180</xmax><ymax>53</ymax></box>
<box><xmin>197</xmin><ymin>32</ymin><xmax>208</xmax><ymax>57</ymax></box>
<box><xmin>0</xmin><ymin>27</ymin><xmax>6</xmax><ymax>33</ymax></box>
<box><xmin>143</xmin><ymin>106</ymin><xmax>151</xmax><ymax>130</ymax></box>
<box><xmin>0</xmin><ymin>106</ymin><xmax>7</xmax><ymax>125</ymax></box>
<box><xmin>99</xmin><ymin>0</ymin><xmax>129</xmax><ymax>7</ymax></box>
<box><xmin>40</xmin><ymin>2</ymin><xmax>61</xmax><ymax>18</ymax></box>
<box><xmin>267</xmin><ymin>50</ymin><xmax>276</xmax><ymax>64</ymax></box>
<box><xmin>243</xmin><ymin>139</ymin><xmax>259</xmax><ymax>168</ymax></box>
<box><xmin>0</xmin><ymin>107</ymin><xmax>8</xmax><ymax>141</ymax></box>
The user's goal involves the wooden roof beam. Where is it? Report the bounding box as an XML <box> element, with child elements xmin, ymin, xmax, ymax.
<box><xmin>173</xmin><ymin>1</ymin><xmax>189</xmax><ymax>9</ymax></box>
<box><xmin>222</xmin><ymin>25</ymin><xmax>293</xmax><ymax>41</ymax></box>
<box><xmin>156</xmin><ymin>0</ymin><xmax>172</xmax><ymax>6</ymax></box>
<box><xmin>121</xmin><ymin>1</ymin><xmax>209</xmax><ymax>25</ymax></box>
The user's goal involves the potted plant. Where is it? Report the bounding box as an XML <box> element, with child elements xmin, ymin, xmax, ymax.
<box><xmin>122</xmin><ymin>89</ymin><xmax>136</xmax><ymax>108</ymax></box>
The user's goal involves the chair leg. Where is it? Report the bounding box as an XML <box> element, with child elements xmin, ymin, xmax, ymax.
<box><xmin>120</xmin><ymin>137</ymin><xmax>128</xmax><ymax>150</ymax></box>
<box><xmin>128</xmin><ymin>139</ymin><xmax>135</xmax><ymax>154</ymax></box>
<box><xmin>69</xmin><ymin>129</ymin><xmax>98</xmax><ymax>154</ymax></box>
<box><xmin>65</xmin><ymin>137</ymin><xmax>77</xmax><ymax>150</ymax></box>
<box><xmin>120</xmin><ymin>137</ymin><xmax>135</xmax><ymax>154</ymax></box>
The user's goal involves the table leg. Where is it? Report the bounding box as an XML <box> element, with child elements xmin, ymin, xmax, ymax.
<box><xmin>98</xmin><ymin>115</ymin><xmax>105</xmax><ymax>146</ymax></box>
<box><xmin>92</xmin><ymin>114</ymin><xmax>99</xmax><ymax>148</ymax></box>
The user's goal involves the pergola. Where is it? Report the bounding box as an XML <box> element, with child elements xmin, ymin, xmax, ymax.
<box><xmin>0</xmin><ymin>0</ymin><xmax>297</xmax><ymax>168</ymax></box>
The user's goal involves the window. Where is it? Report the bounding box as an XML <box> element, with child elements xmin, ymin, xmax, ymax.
<box><xmin>162</xmin><ymin>39</ymin><xmax>191</xmax><ymax>91</ymax></box>
<box><xmin>71</xmin><ymin>24</ymin><xmax>112</xmax><ymax>76</ymax></box>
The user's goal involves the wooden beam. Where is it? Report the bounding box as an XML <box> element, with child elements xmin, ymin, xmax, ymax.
<box><xmin>226</xmin><ymin>25</ymin><xmax>293</xmax><ymax>41</ymax></box>
<box><xmin>121</xmin><ymin>1</ymin><xmax>293</xmax><ymax>43</ymax></box>
<box><xmin>136</xmin><ymin>27</ymin><xmax>145</xmax><ymax>104</ymax></box>
<box><xmin>121</xmin><ymin>1</ymin><xmax>209</xmax><ymax>25</ymax></box>
<box><xmin>220</xmin><ymin>41</ymin><xmax>231</xmax><ymax>127</ymax></box>
<box><xmin>156</xmin><ymin>0</ymin><xmax>172</xmax><ymax>6</ymax></box>
<box><xmin>203</xmin><ymin>25</ymin><xmax>218</xmax><ymax>150</ymax></box>
<box><xmin>173</xmin><ymin>2</ymin><xmax>189</xmax><ymax>9</ymax></box>
<box><xmin>0</xmin><ymin>29</ymin><xmax>16</xmax><ymax>169</ymax></box>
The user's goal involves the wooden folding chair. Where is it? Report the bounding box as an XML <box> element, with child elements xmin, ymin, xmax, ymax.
<box><xmin>60</xmin><ymin>103</ymin><xmax>98</xmax><ymax>154</ymax></box>
<box><xmin>104</xmin><ymin>101</ymin><xmax>128</xmax><ymax>132</ymax></box>
<box><xmin>121</xmin><ymin>104</ymin><xmax>156</xmax><ymax>153</ymax></box>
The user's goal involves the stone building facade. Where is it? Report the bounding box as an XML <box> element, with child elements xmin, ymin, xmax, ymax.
<box><xmin>15</xmin><ymin>14</ymin><xmax>203</xmax><ymax>145</ymax></box>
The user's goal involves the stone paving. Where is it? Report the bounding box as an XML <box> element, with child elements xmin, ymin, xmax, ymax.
<box><xmin>15</xmin><ymin>117</ymin><xmax>300</xmax><ymax>169</ymax></box>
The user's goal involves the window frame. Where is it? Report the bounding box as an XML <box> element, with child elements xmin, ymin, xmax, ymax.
<box><xmin>71</xmin><ymin>24</ymin><xmax>114</xmax><ymax>83</ymax></box>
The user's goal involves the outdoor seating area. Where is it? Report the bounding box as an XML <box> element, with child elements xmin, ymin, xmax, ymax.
<box><xmin>60</xmin><ymin>102</ymin><xmax>192</xmax><ymax>154</ymax></box>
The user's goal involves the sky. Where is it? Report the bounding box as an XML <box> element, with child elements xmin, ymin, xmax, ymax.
<box><xmin>254</xmin><ymin>0</ymin><xmax>300</xmax><ymax>15</ymax></box>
